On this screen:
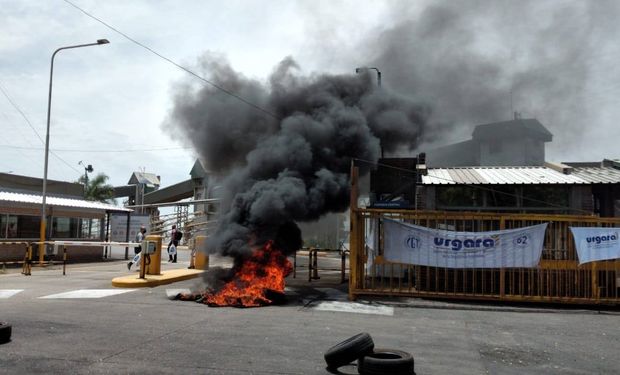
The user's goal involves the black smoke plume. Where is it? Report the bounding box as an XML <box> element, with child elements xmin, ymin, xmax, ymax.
<box><xmin>361</xmin><ymin>0</ymin><xmax>620</xmax><ymax>156</ymax></box>
<box><xmin>168</xmin><ymin>0</ymin><xmax>619</xmax><ymax>258</ymax></box>
<box><xmin>169</xmin><ymin>55</ymin><xmax>428</xmax><ymax>257</ymax></box>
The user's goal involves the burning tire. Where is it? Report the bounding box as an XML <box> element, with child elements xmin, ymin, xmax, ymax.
<box><xmin>357</xmin><ymin>348</ymin><xmax>415</xmax><ymax>375</ymax></box>
<box><xmin>324</xmin><ymin>332</ymin><xmax>374</xmax><ymax>369</ymax></box>
<box><xmin>0</xmin><ymin>322</ymin><xmax>11</xmax><ymax>344</ymax></box>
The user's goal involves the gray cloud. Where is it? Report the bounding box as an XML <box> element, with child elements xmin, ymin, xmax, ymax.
<box><xmin>367</xmin><ymin>0</ymin><xmax>620</xmax><ymax>151</ymax></box>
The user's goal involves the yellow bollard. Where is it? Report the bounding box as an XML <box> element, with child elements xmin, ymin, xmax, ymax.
<box><xmin>145</xmin><ymin>235</ymin><xmax>162</xmax><ymax>276</ymax></box>
<box><xmin>194</xmin><ymin>235</ymin><xmax>209</xmax><ymax>270</ymax></box>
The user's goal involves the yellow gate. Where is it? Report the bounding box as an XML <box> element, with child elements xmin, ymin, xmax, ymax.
<box><xmin>348</xmin><ymin>169</ymin><xmax>620</xmax><ymax>305</ymax></box>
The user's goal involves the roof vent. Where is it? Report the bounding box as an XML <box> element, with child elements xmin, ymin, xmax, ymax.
<box><xmin>544</xmin><ymin>161</ymin><xmax>573</xmax><ymax>175</ymax></box>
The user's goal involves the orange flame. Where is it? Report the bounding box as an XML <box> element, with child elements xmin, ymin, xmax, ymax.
<box><xmin>187</xmin><ymin>240</ymin><xmax>292</xmax><ymax>307</ymax></box>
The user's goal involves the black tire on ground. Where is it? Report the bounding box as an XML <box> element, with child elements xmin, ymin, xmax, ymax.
<box><xmin>324</xmin><ymin>332</ymin><xmax>375</xmax><ymax>369</ymax></box>
<box><xmin>0</xmin><ymin>322</ymin><xmax>12</xmax><ymax>344</ymax></box>
<box><xmin>357</xmin><ymin>348</ymin><xmax>415</xmax><ymax>375</ymax></box>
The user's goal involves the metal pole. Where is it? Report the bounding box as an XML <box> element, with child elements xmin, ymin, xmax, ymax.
<box><xmin>104</xmin><ymin>211</ymin><xmax>111</xmax><ymax>259</ymax></box>
<box><xmin>125</xmin><ymin>211</ymin><xmax>130</xmax><ymax>260</ymax></box>
<box><xmin>39</xmin><ymin>40</ymin><xmax>109</xmax><ymax>265</ymax></box>
<box><xmin>84</xmin><ymin>167</ymin><xmax>88</xmax><ymax>197</ymax></box>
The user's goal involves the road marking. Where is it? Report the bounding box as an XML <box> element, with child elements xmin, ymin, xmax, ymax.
<box><xmin>39</xmin><ymin>289</ymin><xmax>137</xmax><ymax>299</ymax></box>
<box><xmin>0</xmin><ymin>289</ymin><xmax>24</xmax><ymax>298</ymax></box>
<box><xmin>315</xmin><ymin>287</ymin><xmax>348</xmax><ymax>300</ymax></box>
<box><xmin>313</xmin><ymin>301</ymin><xmax>394</xmax><ymax>316</ymax></box>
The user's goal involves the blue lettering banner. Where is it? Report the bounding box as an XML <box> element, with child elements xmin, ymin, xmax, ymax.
<box><xmin>383</xmin><ymin>219</ymin><xmax>548</xmax><ymax>268</ymax></box>
<box><xmin>569</xmin><ymin>227</ymin><xmax>620</xmax><ymax>265</ymax></box>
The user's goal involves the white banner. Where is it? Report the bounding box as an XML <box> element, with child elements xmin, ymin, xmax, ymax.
<box><xmin>383</xmin><ymin>219</ymin><xmax>547</xmax><ymax>268</ymax></box>
<box><xmin>569</xmin><ymin>227</ymin><xmax>620</xmax><ymax>265</ymax></box>
<box><xmin>110</xmin><ymin>214</ymin><xmax>150</xmax><ymax>242</ymax></box>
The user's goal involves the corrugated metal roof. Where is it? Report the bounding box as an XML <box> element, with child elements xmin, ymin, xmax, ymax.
<box><xmin>423</xmin><ymin>166</ymin><xmax>590</xmax><ymax>185</ymax></box>
<box><xmin>570</xmin><ymin>167</ymin><xmax>620</xmax><ymax>184</ymax></box>
<box><xmin>0</xmin><ymin>191</ymin><xmax>131</xmax><ymax>212</ymax></box>
<box><xmin>128</xmin><ymin>172</ymin><xmax>160</xmax><ymax>186</ymax></box>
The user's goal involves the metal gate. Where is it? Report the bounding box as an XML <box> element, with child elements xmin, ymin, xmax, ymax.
<box><xmin>348</xmin><ymin>167</ymin><xmax>620</xmax><ymax>305</ymax></box>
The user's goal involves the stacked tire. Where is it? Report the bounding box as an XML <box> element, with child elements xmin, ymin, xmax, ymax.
<box><xmin>324</xmin><ymin>333</ymin><xmax>415</xmax><ymax>375</ymax></box>
<box><xmin>324</xmin><ymin>332</ymin><xmax>375</xmax><ymax>370</ymax></box>
<box><xmin>0</xmin><ymin>322</ymin><xmax>11</xmax><ymax>344</ymax></box>
<box><xmin>357</xmin><ymin>348</ymin><xmax>415</xmax><ymax>375</ymax></box>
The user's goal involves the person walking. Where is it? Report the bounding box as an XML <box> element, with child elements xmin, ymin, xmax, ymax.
<box><xmin>167</xmin><ymin>224</ymin><xmax>181</xmax><ymax>263</ymax></box>
<box><xmin>127</xmin><ymin>226</ymin><xmax>147</xmax><ymax>270</ymax></box>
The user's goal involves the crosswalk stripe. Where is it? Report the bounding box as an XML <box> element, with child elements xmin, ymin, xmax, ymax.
<box><xmin>313</xmin><ymin>301</ymin><xmax>394</xmax><ymax>316</ymax></box>
<box><xmin>39</xmin><ymin>289</ymin><xmax>137</xmax><ymax>299</ymax></box>
<box><xmin>0</xmin><ymin>289</ymin><xmax>24</xmax><ymax>299</ymax></box>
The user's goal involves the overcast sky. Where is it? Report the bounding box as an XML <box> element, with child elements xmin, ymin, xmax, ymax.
<box><xmin>1</xmin><ymin>0</ymin><xmax>619</xmax><ymax>194</ymax></box>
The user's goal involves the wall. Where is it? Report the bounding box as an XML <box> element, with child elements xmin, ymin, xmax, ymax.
<box><xmin>479</xmin><ymin>138</ymin><xmax>528</xmax><ymax>166</ymax></box>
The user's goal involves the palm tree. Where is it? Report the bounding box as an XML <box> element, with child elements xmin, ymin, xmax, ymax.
<box><xmin>77</xmin><ymin>173</ymin><xmax>116</xmax><ymax>204</ymax></box>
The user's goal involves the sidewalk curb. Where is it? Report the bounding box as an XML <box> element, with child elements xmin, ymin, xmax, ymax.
<box><xmin>358</xmin><ymin>299</ymin><xmax>620</xmax><ymax>315</ymax></box>
<box><xmin>112</xmin><ymin>269</ymin><xmax>205</xmax><ymax>288</ymax></box>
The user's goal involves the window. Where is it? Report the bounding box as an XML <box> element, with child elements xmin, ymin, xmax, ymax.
<box><xmin>0</xmin><ymin>215</ymin><xmax>106</xmax><ymax>239</ymax></box>
<box><xmin>16</xmin><ymin>215</ymin><xmax>41</xmax><ymax>239</ymax></box>
<box><xmin>0</xmin><ymin>214</ymin><xmax>5</xmax><ymax>238</ymax></box>
<box><xmin>6</xmin><ymin>215</ymin><xmax>17</xmax><ymax>238</ymax></box>
<box><xmin>80</xmin><ymin>218</ymin><xmax>102</xmax><ymax>240</ymax></box>
<box><xmin>51</xmin><ymin>217</ymin><xmax>79</xmax><ymax>238</ymax></box>
<box><xmin>0</xmin><ymin>215</ymin><xmax>38</xmax><ymax>239</ymax></box>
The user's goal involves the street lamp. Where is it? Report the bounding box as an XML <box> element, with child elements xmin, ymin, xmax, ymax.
<box><xmin>355</xmin><ymin>67</ymin><xmax>381</xmax><ymax>87</ymax></box>
<box><xmin>78</xmin><ymin>161</ymin><xmax>94</xmax><ymax>198</ymax></box>
<box><xmin>39</xmin><ymin>39</ymin><xmax>110</xmax><ymax>264</ymax></box>
<box><xmin>356</xmin><ymin>66</ymin><xmax>384</xmax><ymax>157</ymax></box>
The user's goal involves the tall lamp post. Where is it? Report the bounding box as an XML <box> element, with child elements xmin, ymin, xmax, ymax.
<box><xmin>355</xmin><ymin>66</ymin><xmax>384</xmax><ymax>156</ymax></box>
<box><xmin>355</xmin><ymin>67</ymin><xmax>381</xmax><ymax>87</ymax></box>
<box><xmin>39</xmin><ymin>39</ymin><xmax>110</xmax><ymax>264</ymax></box>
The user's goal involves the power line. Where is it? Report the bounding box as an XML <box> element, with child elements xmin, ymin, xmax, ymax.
<box><xmin>0</xmin><ymin>82</ymin><xmax>45</xmax><ymax>143</ymax></box>
<box><xmin>0</xmin><ymin>81</ymin><xmax>81</xmax><ymax>174</ymax></box>
<box><xmin>353</xmin><ymin>158</ymin><xmax>592</xmax><ymax>214</ymax></box>
<box><xmin>0</xmin><ymin>144</ymin><xmax>192</xmax><ymax>153</ymax></box>
<box><xmin>0</xmin><ymin>83</ymin><xmax>45</xmax><ymax>170</ymax></box>
<box><xmin>62</xmin><ymin>0</ymin><xmax>281</xmax><ymax>121</ymax></box>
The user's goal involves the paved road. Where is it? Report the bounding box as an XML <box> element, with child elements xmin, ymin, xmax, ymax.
<box><xmin>1</xmin><ymin>250</ymin><xmax>619</xmax><ymax>374</ymax></box>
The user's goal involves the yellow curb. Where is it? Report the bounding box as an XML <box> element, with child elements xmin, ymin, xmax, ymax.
<box><xmin>112</xmin><ymin>269</ymin><xmax>205</xmax><ymax>288</ymax></box>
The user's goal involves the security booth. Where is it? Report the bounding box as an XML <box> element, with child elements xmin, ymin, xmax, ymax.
<box><xmin>0</xmin><ymin>190</ymin><xmax>131</xmax><ymax>263</ymax></box>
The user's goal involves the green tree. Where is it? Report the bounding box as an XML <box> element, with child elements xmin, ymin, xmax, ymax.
<box><xmin>77</xmin><ymin>173</ymin><xmax>116</xmax><ymax>204</ymax></box>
